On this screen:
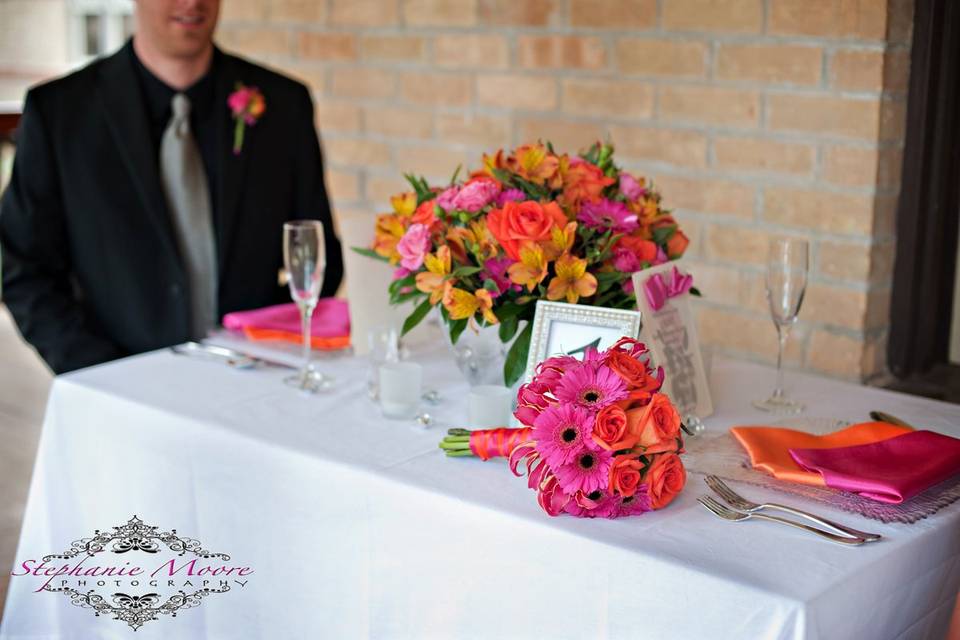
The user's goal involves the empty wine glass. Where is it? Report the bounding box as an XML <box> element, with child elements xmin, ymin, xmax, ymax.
<box><xmin>753</xmin><ymin>237</ymin><xmax>808</xmax><ymax>414</ymax></box>
<box><xmin>283</xmin><ymin>220</ymin><xmax>332</xmax><ymax>392</ymax></box>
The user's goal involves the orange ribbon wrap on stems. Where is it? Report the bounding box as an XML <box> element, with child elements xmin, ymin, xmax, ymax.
<box><xmin>470</xmin><ymin>428</ymin><xmax>534</xmax><ymax>460</ymax></box>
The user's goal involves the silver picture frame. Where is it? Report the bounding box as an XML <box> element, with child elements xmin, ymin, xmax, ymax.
<box><xmin>524</xmin><ymin>301</ymin><xmax>643</xmax><ymax>383</ymax></box>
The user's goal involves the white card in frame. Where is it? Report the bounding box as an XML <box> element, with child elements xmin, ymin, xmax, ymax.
<box><xmin>523</xmin><ymin>301</ymin><xmax>642</xmax><ymax>383</ymax></box>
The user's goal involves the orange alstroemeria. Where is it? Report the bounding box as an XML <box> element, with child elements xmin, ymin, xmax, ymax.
<box><xmin>508</xmin><ymin>243</ymin><xmax>548</xmax><ymax>292</ymax></box>
<box><xmin>475</xmin><ymin>289</ymin><xmax>498</xmax><ymax>325</ymax></box>
<box><xmin>547</xmin><ymin>253</ymin><xmax>598</xmax><ymax>304</ymax></box>
<box><xmin>444</xmin><ymin>288</ymin><xmax>498</xmax><ymax>325</ymax></box>
<box><xmin>468</xmin><ymin>220</ymin><xmax>499</xmax><ymax>261</ymax></box>
<box><xmin>542</xmin><ymin>221</ymin><xmax>577</xmax><ymax>261</ymax></box>
<box><xmin>507</xmin><ymin>143</ymin><xmax>561</xmax><ymax>188</ymax></box>
<box><xmin>391</xmin><ymin>192</ymin><xmax>417</xmax><ymax>217</ymax></box>
<box><xmin>415</xmin><ymin>245</ymin><xmax>452</xmax><ymax>304</ymax></box>
<box><xmin>373</xmin><ymin>213</ymin><xmax>407</xmax><ymax>263</ymax></box>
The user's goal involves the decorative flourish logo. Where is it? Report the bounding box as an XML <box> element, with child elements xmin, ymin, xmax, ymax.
<box><xmin>11</xmin><ymin>516</ymin><xmax>253</xmax><ymax>631</ymax></box>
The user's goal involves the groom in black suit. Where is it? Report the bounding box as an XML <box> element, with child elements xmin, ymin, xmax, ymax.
<box><xmin>0</xmin><ymin>0</ymin><xmax>343</xmax><ymax>374</ymax></box>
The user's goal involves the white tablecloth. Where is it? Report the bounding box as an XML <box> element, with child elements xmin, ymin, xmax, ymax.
<box><xmin>1</xmin><ymin>338</ymin><xmax>958</xmax><ymax>640</ymax></box>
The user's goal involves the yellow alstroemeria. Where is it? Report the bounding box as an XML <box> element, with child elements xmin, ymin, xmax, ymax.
<box><xmin>542</xmin><ymin>221</ymin><xmax>577</xmax><ymax>261</ymax></box>
<box><xmin>475</xmin><ymin>289</ymin><xmax>498</xmax><ymax>325</ymax></box>
<box><xmin>509</xmin><ymin>143</ymin><xmax>560</xmax><ymax>186</ymax></box>
<box><xmin>373</xmin><ymin>213</ymin><xmax>406</xmax><ymax>263</ymax></box>
<box><xmin>547</xmin><ymin>253</ymin><xmax>598</xmax><ymax>304</ymax></box>
<box><xmin>391</xmin><ymin>192</ymin><xmax>417</xmax><ymax>217</ymax></box>
<box><xmin>444</xmin><ymin>288</ymin><xmax>481</xmax><ymax>321</ymax></box>
<box><xmin>415</xmin><ymin>246</ymin><xmax>452</xmax><ymax>305</ymax></box>
<box><xmin>508</xmin><ymin>243</ymin><xmax>548</xmax><ymax>292</ymax></box>
<box><xmin>468</xmin><ymin>220</ymin><xmax>499</xmax><ymax>261</ymax></box>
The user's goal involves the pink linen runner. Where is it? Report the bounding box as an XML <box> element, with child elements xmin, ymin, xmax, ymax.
<box><xmin>788</xmin><ymin>430</ymin><xmax>960</xmax><ymax>504</ymax></box>
<box><xmin>222</xmin><ymin>299</ymin><xmax>350</xmax><ymax>338</ymax></box>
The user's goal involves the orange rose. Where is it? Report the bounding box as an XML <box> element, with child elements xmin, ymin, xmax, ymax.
<box><xmin>615</xmin><ymin>235</ymin><xmax>658</xmax><ymax>264</ymax></box>
<box><xmin>411</xmin><ymin>200</ymin><xmax>438</xmax><ymax>230</ymax></box>
<box><xmin>609</xmin><ymin>455</ymin><xmax>644</xmax><ymax>498</ymax></box>
<box><xmin>644</xmin><ymin>453</ymin><xmax>686</xmax><ymax>509</ymax></box>
<box><xmin>667</xmin><ymin>230</ymin><xmax>689</xmax><ymax>259</ymax></box>
<box><xmin>607</xmin><ymin>350</ymin><xmax>661</xmax><ymax>394</ymax></box>
<box><xmin>626</xmin><ymin>393</ymin><xmax>682</xmax><ymax>455</ymax></box>
<box><xmin>561</xmin><ymin>160</ymin><xmax>615</xmax><ymax>207</ymax></box>
<box><xmin>486</xmin><ymin>200</ymin><xmax>567</xmax><ymax>261</ymax></box>
<box><xmin>592</xmin><ymin>404</ymin><xmax>630</xmax><ymax>451</ymax></box>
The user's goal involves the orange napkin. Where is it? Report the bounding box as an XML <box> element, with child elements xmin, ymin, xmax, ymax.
<box><xmin>730</xmin><ymin>422</ymin><xmax>912</xmax><ymax>486</ymax></box>
<box><xmin>241</xmin><ymin>327</ymin><xmax>350</xmax><ymax>351</ymax></box>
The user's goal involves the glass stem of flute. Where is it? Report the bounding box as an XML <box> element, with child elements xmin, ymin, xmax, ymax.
<box><xmin>300</xmin><ymin>301</ymin><xmax>315</xmax><ymax>385</ymax></box>
<box><xmin>774</xmin><ymin>323</ymin><xmax>790</xmax><ymax>399</ymax></box>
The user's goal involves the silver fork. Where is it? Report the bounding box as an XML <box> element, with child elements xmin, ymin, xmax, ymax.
<box><xmin>705</xmin><ymin>475</ymin><xmax>881</xmax><ymax>542</ymax></box>
<box><xmin>697</xmin><ymin>496</ymin><xmax>867</xmax><ymax>546</ymax></box>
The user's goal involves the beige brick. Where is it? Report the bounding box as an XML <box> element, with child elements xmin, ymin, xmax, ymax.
<box><xmin>696</xmin><ymin>307</ymin><xmax>803</xmax><ymax>364</ymax></box>
<box><xmin>861</xmin><ymin>333</ymin><xmax>887</xmax><ymax>378</ymax></box>
<box><xmin>683</xmin><ymin>260</ymin><xmax>741</xmax><ymax>300</ymax></box>
<box><xmin>517</xmin><ymin>118</ymin><xmax>605</xmax><ymax>154</ymax></box>
<box><xmin>737</xmin><ymin>270</ymin><xmax>770</xmax><ymax>314</ymax></box>
<box><xmin>656</xmin><ymin>176</ymin><xmax>754</xmax><ymax>218</ymax></box>
<box><xmin>269</xmin><ymin>0</ymin><xmax>325</xmax><ymax>22</ymax></box>
<box><xmin>872</xmin><ymin>193</ymin><xmax>898</xmax><ymax>237</ymax></box>
<box><xmin>299</xmin><ymin>33</ymin><xmax>357</xmax><ymax>61</ymax></box>
<box><xmin>887</xmin><ymin>0</ymin><xmax>913</xmax><ymax>43</ymax></box>
<box><xmin>807</xmin><ymin>330</ymin><xmax>865</xmax><ymax>378</ymax></box>
<box><xmin>570</xmin><ymin>0</ymin><xmax>657</xmax><ymax>28</ymax></box>
<box><xmin>361</xmin><ymin>36</ymin><xmax>426</xmax><ymax>61</ymax></box>
<box><xmin>403</xmin><ymin>0</ymin><xmax>478</xmax><ymax>26</ymax></box>
<box><xmin>717</xmin><ymin>44</ymin><xmax>822</xmax><ymax>85</ymax></box>
<box><xmin>518</xmin><ymin>36</ymin><xmax>607</xmax><ymax>70</ymax></box>
<box><xmin>562</xmin><ymin>79</ymin><xmax>653</xmax><ymax>118</ymax></box>
<box><xmin>400</xmin><ymin>72</ymin><xmax>473</xmax><ymax>107</ymax></box>
<box><xmin>330</xmin><ymin>68</ymin><xmax>397</xmax><ymax>99</ymax></box>
<box><xmin>822</xmin><ymin>145</ymin><xmax>878</xmax><ymax>187</ymax></box>
<box><xmin>870</xmin><ymin>241</ymin><xmax>896</xmax><ymax>283</ymax></box>
<box><xmin>660</xmin><ymin>86</ymin><xmax>759</xmax><ymax>127</ymax></box>
<box><xmin>217</xmin><ymin>27</ymin><xmax>291</xmax><ymax>56</ymax></box>
<box><xmin>704</xmin><ymin>225</ymin><xmax>770</xmax><ymax>265</ymax></box>
<box><xmin>220</xmin><ymin>0</ymin><xmax>266</xmax><ymax>22</ymax></box>
<box><xmin>769</xmin><ymin>0</ymin><xmax>887</xmax><ymax>40</ymax></box>
<box><xmin>479</xmin><ymin>0</ymin><xmax>561</xmax><ymax>26</ymax></box>
<box><xmin>327</xmin><ymin>169</ymin><xmax>360</xmax><ymax>201</ymax></box>
<box><xmin>883</xmin><ymin>49</ymin><xmax>911</xmax><ymax>94</ymax></box>
<box><xmin>879</xmin><ymin>99</ymin><xmax>907</xmax><ymax>142</ymax></box>
<box><xmin>479</xmin><ymin>74</ymin><xmax>558</xmax><ymax>111</ymax></box>
<box><xmin>804</xmin><ymin>284</ymin><xmax>868</xmax><ymax>330</ymax></box>
<box><xmin>714</xmin><ymin>137</ymin><xmax>814</xmax><ymax>175</ymax></box>
<box><xmin>830</xmin><ymin>49</ymin><xmax>884</xmax><ymax>92</ymax></box>
<box><xmin>609</xmin><ymin>126</ymin><xmax>708</xmax><ymax>168</ymax></box>
<box><xmin>396</xmin><ymin>145</ymin><xmax>470</xmax><ymax>178</ymax></box>
<box><xmin>330</xmin><ymin>0</ymin><xmax>398</xmax><ymax>26</ymax></box>
<box><xmin>768</xmin><ymin>95</ymin><xmax>880</xmax><ymax>140</ymax></box>
<box><xmin>324</xmin><ymin>138</ymin><xmax>392</xmax><ymax>168</ymax></box>
<box><xmin>316</xmin><ymin>102</ymin><xmax>362</xmax><ymax>133</ymax></box>
<box><xmin>277</xmin><ymin>64</ymin><xmax>325</xmax><ymax>91</ymax></box>
<box><xmin>436</xmin><ymin>113</ymin><xmax>512</xmax><ymax>148</ymax></box>
<box><xmin>367</xmin><ymin>175</ymin><xmax>410</xmax><ymax>206</ymax></box>
<box><xmin>865</xmin><ymin>288</ymin><xmax>892</xmax><ymax>330</ymax></box>
<box><xmin>662</xmin><ymin>0</ymin><xmax>763</xmax><ymax>32</ymax></box>
<box><xmin>764</xmin><ymin>187</ymin><xmax>874</xmax><ymax>235</ymax></box>
<box><xmin>434</xmin><ymin>34</ymin><xmax>509</xmax><ymax>69</ymax></box>
<box><xmin>817</xmin><ymin>241</ymin><xmax>872</xmax><ymax>282</ymax></box>
<box><xmin>364</xmin><ymin>106</ymin><xmax>434</xmax><ymax>140</ymax></box>
<box><xmin>616</xmin><ymin>39</ymin><xmax>707</xmax><ymax>77</ymax></box>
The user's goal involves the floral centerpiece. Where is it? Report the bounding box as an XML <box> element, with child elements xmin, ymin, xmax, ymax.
<box><xmin>355</xmin><ymin>141</ymin><xmax>692</xmax><ymax>386</ymax></box>
<box><xmin>439</xmin><ymin>338</ymin><xmax>688</xmax><ymax>518</ymax></box>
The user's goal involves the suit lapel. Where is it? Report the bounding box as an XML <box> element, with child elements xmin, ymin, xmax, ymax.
<box><xmin>95</xmin><ymin>47</ymin><xmax>182</xmax><ymax>270</ymax></box>
<box><xmin>215</xmin><ymin>53</ymin><xmax>250</xmax><ymax>275</ymax></box>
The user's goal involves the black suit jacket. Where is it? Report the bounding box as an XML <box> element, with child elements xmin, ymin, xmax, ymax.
<box><xmin>0</xmin><ymin>44</ymin><xmax>344</xmax><ymax>374</ymax></box>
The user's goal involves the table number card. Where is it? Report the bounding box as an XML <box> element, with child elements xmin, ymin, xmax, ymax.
<box><xmin>632</xmin><ymin>262</ymin><xmax>713</xmax><ymax>419</ymax></box>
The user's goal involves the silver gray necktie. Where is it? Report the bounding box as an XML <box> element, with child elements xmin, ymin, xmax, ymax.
<box><xmin>159</xmin><ymin>93</ymin><xmax>217</xmax><ymax>339</ymax></box>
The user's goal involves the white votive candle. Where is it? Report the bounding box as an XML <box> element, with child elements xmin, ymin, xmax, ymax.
<box><xmin>468</xmin><ymin>385</ymin><xmax>514</xmax><ymax>428</ymax></box>
<box><xmin>378</xmin><ymin>362</ymin><xmax>422</xmax><ymax>419</ymax></box>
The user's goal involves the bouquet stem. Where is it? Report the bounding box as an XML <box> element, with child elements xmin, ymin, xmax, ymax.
<box><xmin>439</xmin><ymin>427</ymin><xmax>533</xmax><ymax>460</ymax></box>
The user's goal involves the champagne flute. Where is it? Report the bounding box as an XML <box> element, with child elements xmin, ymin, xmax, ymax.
<box><xmin>753</xmin><ymin>237</ymin><xmax>808</xmax><ymax>414</ymax></box>
<box><xmin>283</xmin><ymin>220</ymin><xmax>332</xmax><ymax>392</ymax></box>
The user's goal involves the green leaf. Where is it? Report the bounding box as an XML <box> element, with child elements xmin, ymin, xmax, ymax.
<box><xmin>401</xmin><ymin>298</ymin><xmax>433</xmax><ymax>336</ymax></box>
<box><xmin>503</xmin><ymin>321</ymin><xmax>533</xmax><ymax>387</ymax></box>
<box><xmin>652</xmin><ymin>225</ymin><xmax>677</xmax><ymax>246</ymax></box>
<box><xmin>350</xmin><ymin>246</ymin><xmax>389</xmax><ymax>262</ymax></box>
<box><xmin>498</xmin><ymin>316</ymin><xmax>519</xmax><ymax>342</ymax></box>
<box><xmin>483</xmin><ymin>278</ymin><xmax>499</xmax><ymax>293</ymax></box>
<box><xmin>494</xmin><ymin>301</ymin><xmax>525</xmax><ymax>322</ymax></box>
<box><xmin>690</xmin><ymin>286</ymin><xmax>702</xmax><ymax>297</ymax></box>
<box><xmin>451</xmin><ymin>265</ymin><xmax>483</xmax><ymax>277</ymax></box>
<box><xmin>448</xmin><ymin>318</ymin><xmax>468</xmax><ymax>345</ymax></box>
<box><xmin>449</xmin><ymin>164</ymin><xmax>462</xmax><ymax>185</ymax></box>
<box><xmin>388</xmin><ymin>273</ymin><xmax>415</xmax><ymax>297</ymax></box>
<box><xmin>394</xmin><ymin>288</ymin><xmax>424</xmax><ymax>304</ymax></box>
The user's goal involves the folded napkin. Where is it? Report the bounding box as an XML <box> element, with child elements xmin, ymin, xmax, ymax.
<box><xmin>730</xmin><ymin>422</ymin><xmax>912</xmax><ymax>487</ymax></box>
<box><xmin>789</xmin><ymin>430</ymin><xmax>960</xmax><ymax>503</ymax></box>
<box><xmin>222</xmin><ymin>300</ymin><xmax>350</xmax><ymax>350</ymax></box>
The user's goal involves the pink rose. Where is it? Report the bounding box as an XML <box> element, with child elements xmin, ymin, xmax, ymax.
<box><xmin>396</xmin><ymin>223</ymin><xmax>431</xmax><ymax>271</ymax></box>
<box><xmin>436</xmin><ymin>187</ymin><xmax>459</xmax><ymax>211</ymax></box>
<box><xmin>453</xmin><ymin>179</ymin><xmax>501</xmax><ymax>212</ymax></box>
<box><xmin>619</xmin><ymin>173</ymin><xmax>646</xmax><ymax>202</ymax></box>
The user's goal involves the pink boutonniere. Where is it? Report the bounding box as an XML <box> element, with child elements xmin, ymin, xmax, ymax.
<box><xmin>227</xmin><ymin>83</ymin><xmax>266</xmax><ymax>155</ymax></box>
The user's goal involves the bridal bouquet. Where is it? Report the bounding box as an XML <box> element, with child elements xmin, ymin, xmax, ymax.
<box><xmin>440</xmin><ymin>338</ymin><xmax>688</xmax><ymax>518</ymax></box>
<box><xmin>355</xmin><ymin>142</ymin><xmax>691</xmax><ymax>386</ymax></box>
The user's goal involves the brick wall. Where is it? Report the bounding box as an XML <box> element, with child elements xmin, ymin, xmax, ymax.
<box><xmin>217</xmin><ymin>0</ymin><xmax>913</xmax><ymax>381</ymax></box>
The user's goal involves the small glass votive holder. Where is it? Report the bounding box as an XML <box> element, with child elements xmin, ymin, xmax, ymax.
<box><xmin>378</xmin><ymin>362</ymin><xmax>422</xmax><ymax>419</ymax></box>
<box><xmin>468</xmin><ymin>385</ymin><xmax>513</xmax><ymax>428</ymax></box>
<box><xmin>367</xmin><ymin>326</ymin><xmax>400</xmax><ymax>400</ymax></box>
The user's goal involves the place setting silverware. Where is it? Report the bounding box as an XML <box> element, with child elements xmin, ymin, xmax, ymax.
<box><xmin>170</xmin><ymin>341</ymin><xmax>296</xmax><ymax>370</ymax></box>
<box><xmin>699</xmin><ymin>475</ymin><xmax>882</xmax><ymax>546</ymax></box>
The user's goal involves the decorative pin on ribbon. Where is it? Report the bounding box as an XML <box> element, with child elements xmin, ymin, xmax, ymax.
<box><xmin>227</xmin><ymin>83</ymin><xmax>266</xmax><ymax>155</ymax></box>
<box><xmin>643</xmin><ymin>266</ymin><xmax>693</xmax><ymax>311</ymax></box>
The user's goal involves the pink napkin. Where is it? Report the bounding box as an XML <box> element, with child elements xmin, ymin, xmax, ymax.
<box><xmin>222</xmin><ymin>299</ymin><xmax>350</xmax><ymax>338</ymax></box>
<box><xmin>788</xmin><ymin>430</ymin><xmax>960</xmax><ymax>504</ymax></box>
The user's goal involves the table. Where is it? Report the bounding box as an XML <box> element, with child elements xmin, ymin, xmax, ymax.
<box><xmin>1</xmin><ymin>338</ymin><xmax>958</xmax><ymax>640</ymax></box>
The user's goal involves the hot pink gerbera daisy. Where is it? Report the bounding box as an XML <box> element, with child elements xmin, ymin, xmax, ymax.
<box><xmin>617</xmin><ymin>487</ymin><xmax>652</xmax><ymax>516</ymax></box>
<box><xmin>554</xmin><ymin>447</ymin><xmax>614</xmax><ymax>495</ymax></box>
<box><xmin>554</xmin><ymin>362</ymin><xmax>628</xmax><ymax>410</ymax></box>
<box><xmin>564</xmin><ymin>489</ymin><xmax>622</xmax><ymax>518</ymax></box>
<box><xmin>532</xmin><ymin>404</ymin><xmax>597</xmax><ymax>468</ymax></box>
<box><xmin>577</xmin><ymin>198</ymin><xmax>638</xmax><ymax>234</ymax></box>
